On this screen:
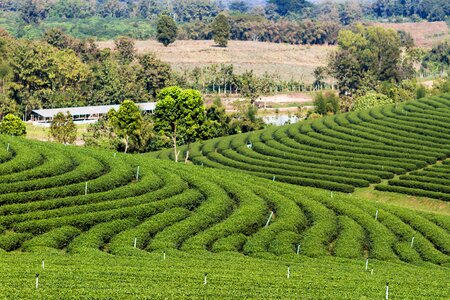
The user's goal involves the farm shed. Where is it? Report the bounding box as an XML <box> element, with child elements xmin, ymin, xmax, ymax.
<box><xmin>30</xmin><ymin>102</ymin><xmax>156</xmax><ymax>123</ymax></box>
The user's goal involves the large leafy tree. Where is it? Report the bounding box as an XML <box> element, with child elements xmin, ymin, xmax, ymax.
<box><xmin>328</xmin><ymin>25</ymin><xmax>408</xmax><ymax>97</ymax></box>
<box><xmin>137</xmin><ymin>53</ymin><xmax>172</xmax><ymax>98</ymax></box>
<box><xmin>49</xmin><ymin>112</ymin><xmax>77</xmax><ymax>144</ymax></box>
<box><xmin>154</xmin><ymin>86</ymin><xmax>209</xmax><ymax>162</ymax></box>
<box><xmin>107</xmin><ymin>100</ymin><xmax>143</xmax><ymax>153</ymax></box>
<box><xmin>156</xmin><ymin>14</ymin><xmax>178</xmax><ymax>47</ymax></box>
<box><xmin>114</xmin><ymin>36</ymin><xmax>135</xmax><ymax>65</ymax></box>
<box><xmin>212</xmin><ymin>13</ymin><xmax>230</xmax><ymax>47</ymax></box>
<box><xmin>313</xmin><ymin>92</ymin><xmax>340</xmax><ymax>115</ymax></box>
<box><xmin>0</xmin><ymin>114</ymin><xmax>26</xmax><ymax>136</ymax></box>
<box><xmin>421</xmin><ymin>42</ymin><xmax>450</xmax><ymax>74</ymax></box>
<box><xmin>238</xmin><ymin>70</ymin><xmax>260</xmax><ymax>103</ymax></box>
<box><xmin>89</xmin><ymin>55</ymin><xmax>128</xmax><ymax>105</ymax></box>
<box><xmin>9</xmin><ymin>41</ymin><xmax>89</xmax><ymax>113</ymax></box>
<box><xmin>44</xmin><ymin>28</ymin><xmax>73</xmax><ymax>50</ymax></box>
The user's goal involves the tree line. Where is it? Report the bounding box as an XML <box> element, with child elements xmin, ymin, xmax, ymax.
<box><xmin>0</xmin><ymin>1</ymin><xmax>447</xmax><ymax>42</ymax></box>
<box><xmin>312</xmin><ymin>26</ymin><xmax>450</xmax><ymax>116</ymax></box>
<box><xmin>10</xmin><ymin>0</ymin><xmax>448</xmax><ymax>23</ymax></box>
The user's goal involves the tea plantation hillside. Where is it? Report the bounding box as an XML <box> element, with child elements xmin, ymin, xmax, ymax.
<box><xmin>0</xmin><ymin>135</ymin><xmax>448</xmax><ymax>298</ymax></box>
<box><xmin>155</xmin><ymin>94</ymin><xmax>450</xmax><ymax>199</ymax></box>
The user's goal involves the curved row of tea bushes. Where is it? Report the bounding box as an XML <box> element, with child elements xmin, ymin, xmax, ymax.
<box><xmin>154</xmin><ymin>94</ymin><xmax>450</xmax><ymax>192</ymax></box>
<box><xmin>0</xmin><ymin>136</ymin><xmax>448</xmax><ymax>268</ymax></box>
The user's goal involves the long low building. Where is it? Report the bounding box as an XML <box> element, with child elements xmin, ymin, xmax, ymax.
<box><xmin>30</xmin><ymin>102</ymin><xmax>156</xmax><ymax>123</ymax></box>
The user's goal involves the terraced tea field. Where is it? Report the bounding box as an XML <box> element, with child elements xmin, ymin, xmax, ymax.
<box><xmin>155</xmin><ymin>94</ymin><xmax>450</xmax><ymax>198</ymax></box>
<box><xmin>0</xmin><ymin>94</ymin><xmax>449</xmax><ymax>298</ymax></box>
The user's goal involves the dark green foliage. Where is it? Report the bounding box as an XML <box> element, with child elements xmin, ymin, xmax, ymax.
<box><xmin>156</xmin><ymin>15</ymin><xmax>178</xmax><ymax>47</ymax></box>
<box><xmin>328</xmin><ymin>26</ymin><xmax>415</xmax><ymax>98</ymax></box>
<box><xmin>18</xmin><ymin>0</ymin><xmax>43</xmax><ymax>24</ymax></box>
<box><xmin>137</xmin><ymin>53</ymin><xmax>172</xmax><ymax>98</ymax></box>
<box><xmin>314</xmin><ymin>92</ymin><xmax>339</xmax><ymax>115</ymax></box>
<box><xmin>421</xmin><ymin>42</ymin><xmax>450</xmax><ymax>73</ymax></box>
<box><xmin>173</xmin><ymin>0</ymin><xmax>219</xmax><ymax>23</ymax></box>
<box><xmin>49</xmin><ymin>112</ymin><xmax>77</xmax><ymax>144</ymax></box>
<box><xmin>44</xmin><ymin>28</ymin><xmax>73</xmax><ymax>50</ymax></box>
<box><xmin>82</xmin><ymin>115</ymin><xmax>118</xmax><ymax>150</ymax></box>
<box><xmin>206</xmin><ymin>97</ymin><xmax>230</xmax><ymax>137</ymax></box>
<box><xmin>416</xmin><ymin>85</ymin><xmax>427</xmax><ymax>99</ymax></box>
<box><xmin>9</xmin><ymin>40</ymin><xmax>90</xmax><ymax>113</ymax></box>
<box><xmin>229</xmin><ymin>99</ymin><xmax>265</xmax><ymax>134</ymax></box>
<box><xmin>212</xmin><ymin>13</ymin><xmax>230</xmax><ymax>47</ymax></box>
<box><xmin>114</xmin><ymin>36</ymin><xmax>135</xmax><ymax>64</ymax></box>
<box><xmin>372</xmin><ymin>0</ymin><xmax>450</xmax><ymax>21</ymax></box>
<box><xmin>398</xmin><ymin>30</ymin><xmax>414</xmax><ymax>48</ymax></box>
<box><xmin>268</xmin><ymin>0</ymin><xmax>312</xmax><ymax>16</ymax></box>
<box><xmin>229</xmin><ymin>1</ymin><xmax>249</xmax><ymax>13</ymax></box>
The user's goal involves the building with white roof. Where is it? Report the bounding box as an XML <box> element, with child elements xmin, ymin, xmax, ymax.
<box><xmin>30</xmin><ymin>103</ymin><xmax>156</xmax><ymax>124</ymax></box>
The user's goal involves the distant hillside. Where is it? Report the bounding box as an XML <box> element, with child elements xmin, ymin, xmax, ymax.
<box><xmin>372</xmin><ymin>21</ymin><xmax>449</xmax><ymax>47</ymax></box>
<box><xmin>97</xmin><ymin>40</ymin><xmax>334</xmax><ymax>83</ymax></box>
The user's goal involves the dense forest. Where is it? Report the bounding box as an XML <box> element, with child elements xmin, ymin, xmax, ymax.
<box><xmin>0</xmin><ymin>0</ymin><xmax>448</xmax><ymax>41</ymax></box>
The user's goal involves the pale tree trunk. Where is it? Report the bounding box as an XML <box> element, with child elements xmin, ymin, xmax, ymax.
<box><xmin>124</xmin><ymin>135</ymin><xmax>129</xmax><ymax>153</ymax></box>
<box><xmin>172</xmin><ymin>124</ymin><xmax>180</xmax><ymax>163</ymax></box>
<box><xmin>184</xmin><ymin>150</ymin><xmax>189</xmax><ymax>164</ymax></box>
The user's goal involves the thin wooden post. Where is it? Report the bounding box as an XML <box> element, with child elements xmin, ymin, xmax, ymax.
<box><xmin>265</xmin><ymin>211</ymin><xmax>274</xmax><ymax>227</ymax></box>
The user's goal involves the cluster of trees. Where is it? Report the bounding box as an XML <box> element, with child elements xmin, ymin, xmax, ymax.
<box><xmin>312</xmin><ymin>25</ymin><xmax>449</xmax><ymax>114</ymax></box>
<box><xmin>83</xmin><ymin>90</ymin><xmax>264</xmax><ymax>155</ymax></box>
<box><xmin>9</xmin><ymin>0</ymin><xmax>447</xmax><ymax>25</ymax></box>
<box><xmin>14</xmin><ymin>0</ymin><xmax>220</xmax><ymax>23</ymax></box>
<box><xmin>421</xmin><ymin>42</ymin><xmax>450</xmax><ymax>75</ymax></box>
<box><xmin>175</xmin><ymin>64</ymin><xmax>313</xmax><ymax>100</ymax></box>
<box><xmin>181</xmin><ymin>15</ymin><xmax>341</xmax><ymax>45</ymax></box>
<box><xmin>1</xmin><ymin>0</ymin><xmax>447</xmax><ymax>43</ymax></box>
<box><xmin>325</xmin><ymin>25</ymin><xmax>418</xmax><ymax>111</ymax></box>
<box><xmin>0</xmin><ymin>29</ymin><xmax>173</xmax><ymax>118</ymax></box>
<box><xmin>372</xmin><ymin>0</ymin><xmax>450</xmax><ymax>21</ymax></box>
<box><xmin>0</xmin><ymin>26</ymin><xmax>307</xmax><ymax>130</ymax></box>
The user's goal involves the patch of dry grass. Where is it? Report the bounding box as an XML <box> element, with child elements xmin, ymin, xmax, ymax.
<box><xmin>371</xmin><ymin>21</ymin><xmax>449</xmax><ymax>48</ymax></box>
<box><xmin>354</xmin><ymin>187</ymin><xmax>450</xmax><ymax>216</ymax></box>
<box><xmin>97</xmin><ymin>40</ymin><xmax>335</xmax><ymax>83</ymax></box>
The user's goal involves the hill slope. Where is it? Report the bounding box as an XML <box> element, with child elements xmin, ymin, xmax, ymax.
<box><xmin>0</xmin><ymin>131</ymin><xmax>448</xmax><ymax>297</ymax></box>
<box><xmin>97</xmin><ymin>40</ymin><xmax>333</xmax><ymax>83</ymax></box>
<box><xmin>154</xmin><ymin>94</ymin><xmax>450</xmax><ymax>200</ymax></box>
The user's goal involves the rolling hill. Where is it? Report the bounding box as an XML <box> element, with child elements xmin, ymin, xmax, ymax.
<box><xmin>0</xmin><ymin>94</ymin><xmax>449</xmax><ymax>298</ymax></box>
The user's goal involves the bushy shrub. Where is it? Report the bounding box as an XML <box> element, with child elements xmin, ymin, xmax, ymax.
<box><xmin>352</xmin><ymin>92</ymin><xmax>393</xmax><ymax>111</ymax></box>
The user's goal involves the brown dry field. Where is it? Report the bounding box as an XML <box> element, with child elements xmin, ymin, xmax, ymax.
<box><xmin>97</xmin><ymin>40</ymin><xmax>335</xmax><ymax>83</ymax></box>
<box><xmin>371</xmin><ymin>21</ymin><xmax>449</xmax><ymax>47</ymax></box>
